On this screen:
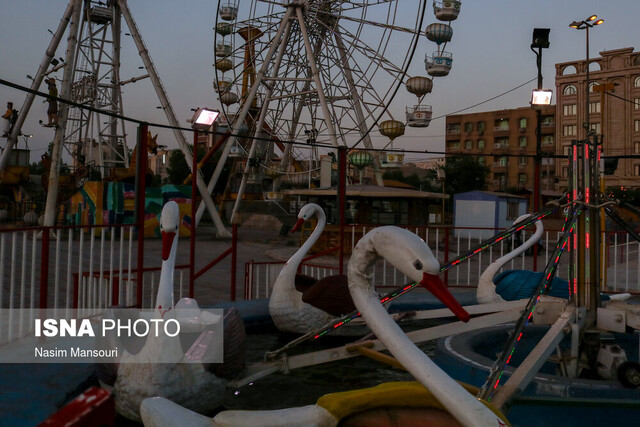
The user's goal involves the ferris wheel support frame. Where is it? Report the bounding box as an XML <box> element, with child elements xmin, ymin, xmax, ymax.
<box><xmin>0</xmin><ymin>0</ymin><xmax>77</xmax><ymax>184</ymax></box>
<box><xmin>195</xmin><ymin>6</ymin><xmax>297</xmax><ymax>225</ymax></box>
<box><xmin>116</xmin><ymin>0</ymin><xmax>230</xmax><ymax>237</ymax></box>
<box><xmin>43</xmin><ymin>0</ymin><xmax>83</xmax><ymax>227</ymax></box>
<box><xmin>228</xmin><ymin>4</ymin><xmax>345</xmax><ymax>224</ymax></box>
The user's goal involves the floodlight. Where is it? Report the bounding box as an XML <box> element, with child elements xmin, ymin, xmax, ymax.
<box><xmin>531</xmin><ymin>89</ymin><xmax>552</xmax><ymax>106</ymax></box>
<box><xmin>190</xmin><ymin>107</ymin><xmax>220</xmax><ymax>130</ymax></box>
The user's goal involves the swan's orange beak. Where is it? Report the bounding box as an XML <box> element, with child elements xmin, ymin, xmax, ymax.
<box><xmin>291</xmin><ymin>218</ymin><xmax>305</xmax><ymax>233</ymax></box>
<box><xmin>161</xmin><ymin>230</ymin><xmax>176</xmax><ymax>261</ymax></box>
<box><xmin>420</xmin><ymin>273</ymin><xmax>470</xmax><ymax>322</ymax></box>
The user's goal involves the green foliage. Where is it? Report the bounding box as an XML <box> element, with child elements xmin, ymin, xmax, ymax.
<box><xmin>29</xmin><ymin>161</ymin><xmax>45</xmax><ymax>175</ymax></box>
<box><xmin>441</xmin><ymin>156</ymin><xmax>490</xmax><ymax>196</ymax></box>
<box><xmin>164</xmin><ymin>148</ymin><xmax>230</xmax><ymax>193</ymax></box>
<box><xmin>381</xmin><ymin>169</ymin><xmax>439</xmax><ymax>192</ymax></box>
<box><xmin>165</xmin><ymin>149</ymin><xmax>190</xmax><ymax>185</ymax></box>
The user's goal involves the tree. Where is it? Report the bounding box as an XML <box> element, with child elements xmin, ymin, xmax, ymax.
<box><xmin>164</xmin><ymin>148</ymin><xmax>231</xmax><ymax>193</ymax></box>
<box><xmin>165</xmin><ymin>149</ymin><xmax>190</xmax><ymax>185</ymax></box>
<box><xmin>440</xmin><ymin>156</ymin><xmax>490</xmax><ymax>196</ymax></box>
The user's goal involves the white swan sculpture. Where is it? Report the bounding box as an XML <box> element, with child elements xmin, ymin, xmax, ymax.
<box><xmin>269</xmin><ymin>203</ymin><xmax>354</xmax><ymax>334</ymax></box>
<box><xmin>140</xmin><ymin>226</ymin><xmax>507</xmax><ymax>426</ymax></box>
<box><xmin>476</xmin><ymin>214</ymin><xmax>572</xmax><ymax>304</ymax></box>
<box><xmin>110</xmin><ymin>201</ymin><xmax>244</xmax><ymax>421</ymax></box>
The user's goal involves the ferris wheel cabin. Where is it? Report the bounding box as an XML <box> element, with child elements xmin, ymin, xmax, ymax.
<box><xmin>425</xmin><ymin>51</ymin><xmax>453</xmax><ymax>77</ymax></box>
<box><xmin>433</xmin><ymin>1</ymin><xmax>461</xmax><ymax>21</ymax></box>
<box><xmin>219</xmin><ymin>2</ymin><xmax>238</xmax><ymax>21</ymax></box>
<box><xmin>406</xmin><ymin>105</ymin><xmax>433</xmax><ymax>128</ymax></box>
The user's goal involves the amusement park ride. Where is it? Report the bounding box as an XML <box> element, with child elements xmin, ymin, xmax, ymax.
<box><xmin>0</xmin><ymin>0</ymin><xmax>229</xmax><ymax>236</ymax></box>
<box><xmin>3</xmin><ymin>1</ymin><xmax>640</xmax><ymax>425</ymax></box>
<box><xmin>209</xmin><ymin>0</ymin><xmax>461</xmax><ymax>224</ymax></box>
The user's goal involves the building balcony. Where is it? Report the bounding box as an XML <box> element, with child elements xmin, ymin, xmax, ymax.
<box><xmin>493</xmin><ymin>143</ymin><xmax>509</xmax><ymax>153</ymax></box>
<box><xmin>494</xmin><ymin>126</ymin><xmax>510</xmax><ymax>136</ymax></box>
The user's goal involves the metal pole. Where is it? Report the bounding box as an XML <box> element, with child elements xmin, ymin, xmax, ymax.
<box><xmin>338</xmin><ymin>147</ymin><xmax>347</xmax><ymax>275</ymax></box>
<box><xmin>533</xmin><ymin>45</ymin><xmax>543</xmax><ymax>271</ymax></box>
<box><xmin>230</xmin><ymin>223</ymin><xmax>237</xmax><ymax>301</ymax></box>
<box><xmin>43</xmin><ymin>0</ymin><xmax>83</xmax><ymax>227</ymax></box>
<box><xmin>135</xmin><ymin>123</ymin><xmax>148</xmax><ymax>308</ymax></box>
<box><xmin>39</xmin><ymin>228</ymin><xmax>51</xmax><ymax>309</ymax></box>
<box><xmin>190</xmin><ymin>131</ymin><xmax>197</xmax><ymax>299</ymax></box>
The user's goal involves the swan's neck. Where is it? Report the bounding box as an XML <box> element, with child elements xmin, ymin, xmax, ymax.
<box><xmin>156</xmin><ymin>239</ymin><xmax>177</xmax><ymax>314</ymax></box>
<box><xmin>478</xmin><ymin>221</ymin><xmax>543</xmax><ymax>294</ymax></box>
<box><xmin>281</xmin><ymin>209</ymin><xmax>326</xmax><ymax>284</ymax></box>
<box><xmin>348</xmin><ymin>241</ymin><xmax>503</xmax><ymax>427</ymax></box>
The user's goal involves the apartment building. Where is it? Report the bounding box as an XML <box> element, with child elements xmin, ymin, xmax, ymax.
<box><xmin>555</xmin><ymin>47</ymin><xmax>640</xmax><ymax>188</ymax></box>
<box><xmin>445</xmin><ymin>106</ymin><xmax>556</xmax><ymax>192</ymax></box>
<box><xmin>148</xmin><ymin>148</ymin><xmax>170</xmax><ymax>180</ymax></box>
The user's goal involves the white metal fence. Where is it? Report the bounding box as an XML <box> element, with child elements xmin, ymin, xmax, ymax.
<box><xmin>0</xmin><ymin>224</ymin><xmax>187</xmax><ymax>345</ymax></box>
<box><xmin>244</xmin><ymin>225</ymin><xmax>640</xmax><ymax>300</ymax></box>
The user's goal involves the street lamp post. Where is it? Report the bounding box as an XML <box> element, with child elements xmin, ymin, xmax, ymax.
<box><xmin>530</xmin><ymin>28</ymin><xmax>550</xmax><ymax>216</ymax></box>
<box><xmin>570</xmin><ymin>16</ymin><xmax>604</xmax><ymax>139</ymax></box>
<box><xmin>530</xmin><ymin>28</ymin><xmax>550</xmax><ymax>272</ymax></box>
<box><xmin>569</xmin><ymin>15</ymin><xmax>603</xmax><ymax>316</ymax></box>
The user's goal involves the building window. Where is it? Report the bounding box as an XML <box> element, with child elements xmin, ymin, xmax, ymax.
<box><xmin>542</xmin><ymin>135</ymin><xmax>554</xmax><ymax>146</ymax></box>
<box><xmin>634</xmin><ymin>76</ymin><xmax>640</xmax><ymax>88</ymax></box>
<box><xmin>478</xmin><ymin>139</ymin><xmax>485</xmax><ymax>150</ymax></box>
<box><xmin>634</xmin><ymin>142</ymin><xmax>640</xmax><ymax>154</ymax></box>
<box><xmin>634</xmin><ymin>98</ymin><xmax>640</xmax><ymax>110</ymax></box>
<box><xmin>519</xmin><ymin>156</ymin><xmax>527</xmax><ymax>166</ymax></box>
<box><xmin>465</xmin><ymin>140</ymin><xmax>473</xmax><ymax>150</ymax></box>
<box><xmin>519</xmin><ymin>118</ymin><xmax>527</xmax><ymax>128</ymax></box>
<box><xmin>635</xmin><ymin>120</ymin><xmax>640</xmax><ymax>132</ymax></box>
<box><xmin>495</xmin><ymin>137</ymin><xmax>509</xmax><ymax>148</ymax></box>
<box><xmin>541</xmin><ymin>116</ymin><xmax>554</xmax><ymax>126</ymax></box>
<box><xmin>518</xmin><ymin>173</ymin><xmax>527</xmax><ymax>184</ymax></box>
<box><xmin>448</xmin><ymin>141</ymin><xmax>460</xmax><ymax>149</ymax></box>
<box><xmin>635</xmin><ymin>165</ymin><xmax>640</xmax><ymax>176</ymax></box>
<box><xmin>478</xmin><ymin>156</ymin><xmax>485</xmax><ymax>165</ymax></box>
<box><xmin>447</xmin><ymin>123</ymin><xmax>461</xmax><ymax>134</ymax></box>
<box><xmin>590</xmin><ymin>123</ymin><xmax>601</xmax><ymax>134</ymax></box>
<box><xmin>464</xmin><ymin>122</ymin><xmax>473</xmax><ymax>133</ymax></box>
<box><xmin>562</xmin><ymin>167</ymin><xmax>568</xmax><ymax>177</ymax></box>
<box><xmin>589</xmin><ymin>101</ymin><xmax>601</xmax><ymax>114</ymax></box>
<box><xmin>161</xmin><ymin>154</ymin><xmax>166</xmax><ymax>164</ymax></box>
<box><xmin>495</xmin><ymin>119</ymin><xmax>509</xmax><ymax>131</ymax></box>
<box><xmin>507</xmin><ymin>202</ymin><xmax>519</xmax><ymax>220</ymax></box>
<box><xmin>477</xmin><ymin>121</ymin><xmax>486</xmax><ymax>132</ymax></box>
<box><xmin>563</xmin><ymin>104</ymin><xmax>576</xmax><ymax>115</ymax></box>
<box><xmin>519</xmin><ymin>137</ymin><xmax>527</xmax><ymax>148</ymax></box>
<box><xmin>563</xmin><ymin>125</ymin><xmax>577</xmax><ymax>136</ymax></box>
<box><xmin>500</xmin><ymin>156</ymin><xmax>508</xmax><ymax>167</ymax></box>
<box><xmin>563</xmin><ymin>145</ymin><xmax>572</xmax><ymax>156</ymax></box>
<box><xmin>588</xmin><ymin>82</ymin><xmax>598</xmax><ymax>92</ymax></box>
<box><xmin>563</xmin><ymin>85</ymin><xmax>577</xmax><ymax>95</ymax></box>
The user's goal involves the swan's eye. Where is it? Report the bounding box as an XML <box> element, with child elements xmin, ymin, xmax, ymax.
<box><xmin>413</xmin><ymin>260</ymin><xmax>423</xmax><ymax>270</ymax></box>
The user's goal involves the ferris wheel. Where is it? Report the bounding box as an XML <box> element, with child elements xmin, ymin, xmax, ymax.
<box><xmin>209</xmin><ymin>0</ymin><xmax>460</xmax><ymax>221</ymax></box>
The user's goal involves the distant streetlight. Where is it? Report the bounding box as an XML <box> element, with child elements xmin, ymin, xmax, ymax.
<box><xmin>530</xmin><ymin>28</ymin><xmax>550</xmax><ymax>217</ymax></box>
<box><xmin>569</xmin><ymin>15</ymin><xmax>604</xmax><ymax>138</ymax></box>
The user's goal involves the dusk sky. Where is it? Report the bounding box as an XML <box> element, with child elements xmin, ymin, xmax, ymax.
<box><xmin>0</xmin><ymin>1</ymin><xmax>638</xmax><ymax>163</ymax></box>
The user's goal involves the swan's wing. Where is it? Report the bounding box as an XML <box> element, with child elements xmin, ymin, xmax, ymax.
<box><xmin>205</xmin><ymin>306</ymin><xmax>246</xmax><ymax>379</ymax></box>
<box><xmin>294</xmin><ymin>273</ymin><xmax>318</xmax><ymax>293</ymax></box>
<box><xmin>301</xmin><ymin>274</ymin><xmax>357</xmax><ymax>316</ymax></box>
